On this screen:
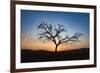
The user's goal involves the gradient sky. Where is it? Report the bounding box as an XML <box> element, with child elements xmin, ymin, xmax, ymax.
<box><xmin>21</xmin><ymin>9</ymin><xmax>90</xmax><ymax>51</ymax></box>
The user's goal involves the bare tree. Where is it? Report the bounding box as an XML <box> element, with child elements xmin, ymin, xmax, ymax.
<box><xmin>37</xmin><ymin>21</ymin><xmax>83</xmax><ymax>53</ymax></box>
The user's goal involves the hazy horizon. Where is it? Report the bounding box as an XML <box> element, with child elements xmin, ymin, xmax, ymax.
<box><xmin>21</xmin><ymin>10</ymin><xmax>89</xmax><ymax>52</ymax></box>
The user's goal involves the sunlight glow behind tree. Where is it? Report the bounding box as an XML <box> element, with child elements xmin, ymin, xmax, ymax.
<box><xmin>37</xmin><ymin>21</ymin><xmax>83</xmax><ymax>53</ymax></box>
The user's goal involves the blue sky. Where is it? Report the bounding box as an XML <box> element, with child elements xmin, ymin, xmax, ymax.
<box><xmin>21</xmin><ymin>10</ymin><xmax>90</xmax><ymax>50</ymax></box>
<box><xmin>21</xmin><ymin>10</ymin><xmax>89</xmax><ymax>37</ymax></box>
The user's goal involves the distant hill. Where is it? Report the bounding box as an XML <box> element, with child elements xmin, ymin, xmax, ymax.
<box><xmin>21</xmin><ymin>48</ymin><xmax>89</xmax><ymax>63</ymax></box>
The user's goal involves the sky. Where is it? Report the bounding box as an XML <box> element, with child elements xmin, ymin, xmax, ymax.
<box><xmin>21</xmin><ymin>9</ymin><xmax>90</xmax><ymax>51</ymax></box>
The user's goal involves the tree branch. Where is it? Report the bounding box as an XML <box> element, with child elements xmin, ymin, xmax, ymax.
<box><xmin>37</xmin><ymin>21</ymin><xmax>83</xmax><ymax>52</ymax></box>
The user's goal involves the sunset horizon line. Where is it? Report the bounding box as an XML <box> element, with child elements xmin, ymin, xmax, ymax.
<box><xmin>21</xmin><ymin>47</ymin><xmax>89</xmax><ymax>52</ymax></box>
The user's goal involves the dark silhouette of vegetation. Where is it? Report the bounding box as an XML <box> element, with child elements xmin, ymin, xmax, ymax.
<box><xmin>37</xmin><ymin>21</ymin><xmax>83</xmax><ymax>53</ymax></box>
<box><xmin>21</xmin><ymin>48</ymin><xmax>89</xmax><ymax>63</ymax></box>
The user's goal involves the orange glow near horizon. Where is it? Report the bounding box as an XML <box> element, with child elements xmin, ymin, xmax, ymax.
<box><xmin>21</xmin><ymin>10</ymin><xmax>90</xmax><ymax>52</ymax></box>
<box><xmin>21</xmin><ymin>37</ymin><xmax>89</xmax><ymax>52</ymax></box>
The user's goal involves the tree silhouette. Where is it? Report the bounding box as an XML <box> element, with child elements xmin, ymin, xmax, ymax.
<box><xmin>37</xmin><ymin>21</ymin><xmax>83</xmax><ymax>53</ymax></box>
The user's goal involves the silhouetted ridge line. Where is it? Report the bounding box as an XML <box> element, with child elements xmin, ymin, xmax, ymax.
<box><xmin>21</xmin><ymin>48</ymin><xmax>89</xmax><ymax>63</ymax></box>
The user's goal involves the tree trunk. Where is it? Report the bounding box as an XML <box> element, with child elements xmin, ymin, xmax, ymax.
<box><xmin>55</xmin><ymin>45</ymin><xmax>58</xmax><ymax>53</ymax></box>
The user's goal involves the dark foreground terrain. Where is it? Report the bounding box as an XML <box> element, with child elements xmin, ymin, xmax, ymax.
<box><xmin>21</xmin><ymin>48</ymin><xmax>89</xmax><ymax>63</ymax></box>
